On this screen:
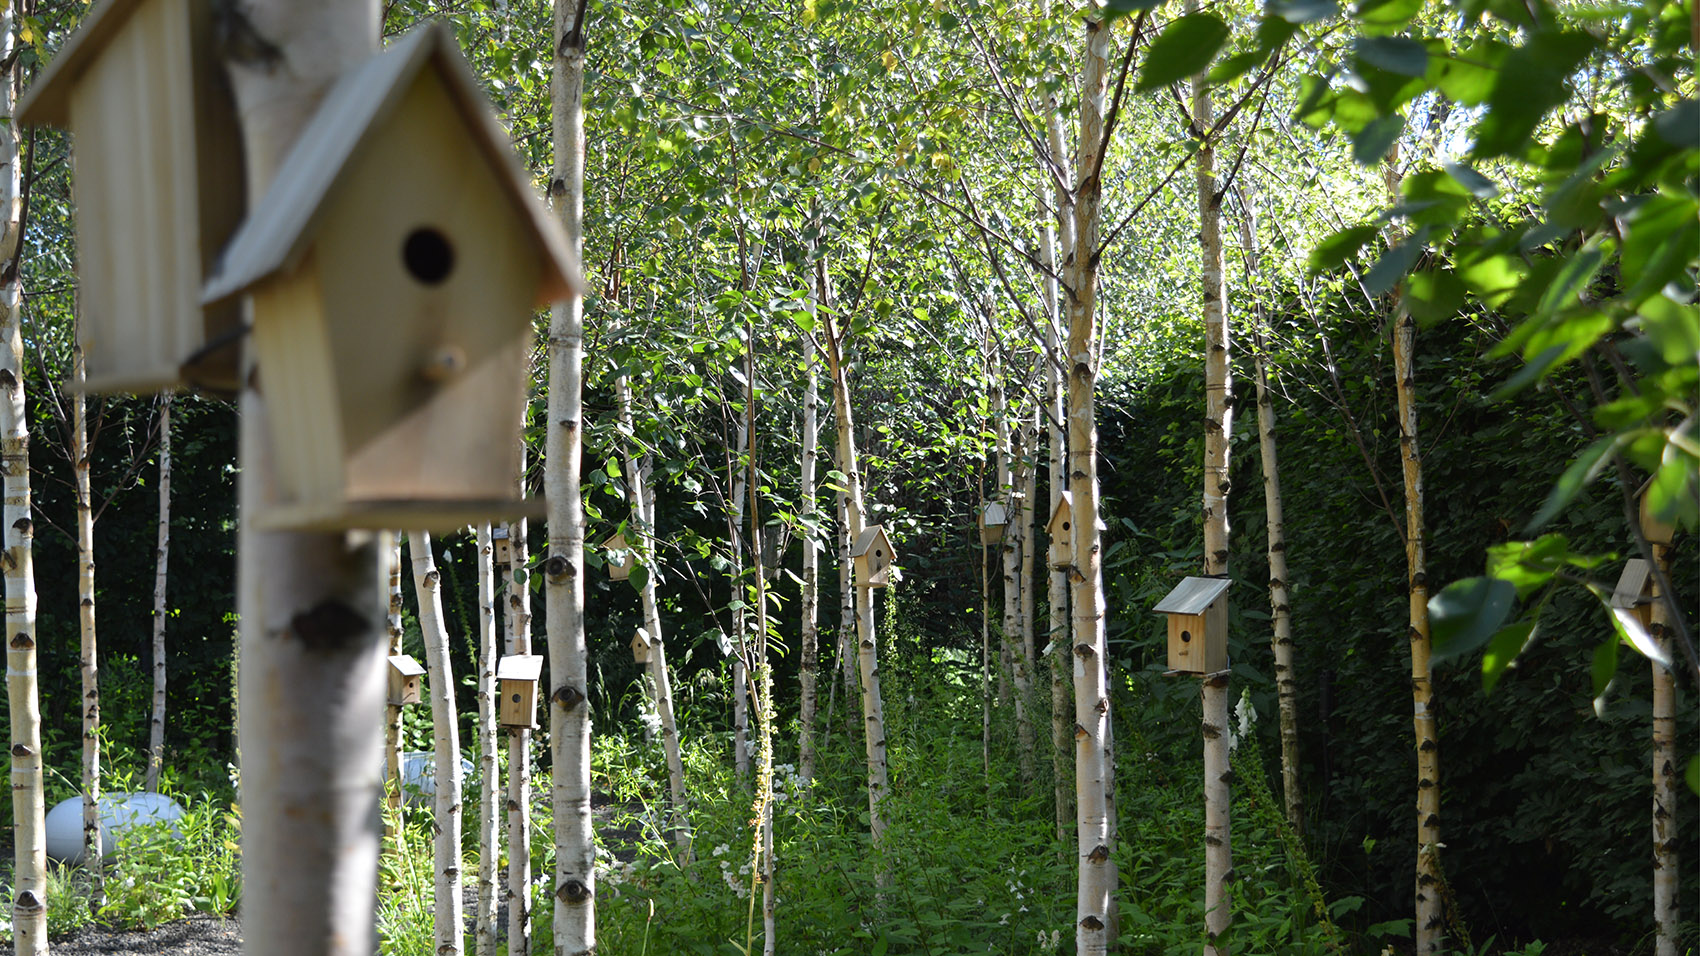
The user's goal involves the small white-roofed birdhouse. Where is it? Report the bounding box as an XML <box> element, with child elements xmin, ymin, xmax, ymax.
<box><xmin>852</xmin><ymin>525</ymin><xmax>895</xmax><ymax>589</ymax></box>
<box><xmin>1153</xmin><ymin>577</ymin><xmax>1232</xmax><ymax>675</ymax></box>
<box><xmin>631</xmin><ymin>628</ymin><xmax>654</xmax><ymax>665</ymax></box>
<box><xmin>1610</xmin><ymin>558</ymin><xmax>1656</xmax><ymax>631</ymax></box>
<box><xmin>17</xmin><ymin>0</ymin><xmax>245</xmax><ymax>394</ymax></box>
<box><xmin>1047</xmin><ymin>493</ymin><xmax>1074</xmax><ymax>568</ymax></box>
<box><xmin>496</xmin><ymin>654</ymin><xmax>542</xmax><ymax>729</ymax></box>
<box><xmin>201</xmin><ymin>23</ymin><xmax>578</xmax><ymax>532</ymax></box>
<box><xmin>979</xmin><ymin>501</ymin><xmax>1008</xmax><ymax>545</ymax></box>
<box><xmin>387</xmin><ymin>654</ymin><xmax>425</xmax><ymax>706</ymax></box>
<box><xmin>491</xmin><ymin>525</ymin><xmax>512</xmax><ymax>566</ymax></box>
<box><xmin>602</xmin><ymin>531</ymin><xmax>633</xmax><ymax>581</ymax></box>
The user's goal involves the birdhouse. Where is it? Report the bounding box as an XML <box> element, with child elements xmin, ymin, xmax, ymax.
<box><xmin>979</xmin><ymin>501</ymin><xmax>1009</xmax><ymax>545</ymax></box>
<box><xmin>852</xmin><ymin>525</ymin><xmax>895</xmax><ymax>589</ymax></box>
<box><xmin>602</xmin><ymin>531</ymin><xmax>633</xmax><ymax>581</ymax></box>
<box><xmin>496</xmin><ymin>654</ymin><xmax>543</xmax><ymax>729</ymax></box>
<box><xmin>631</xmin><ymin>628</ymin><xmax>654</xmax><ymax>665</ymax></box>
<box><xmin>1047</xmin><ymin>493</ymin><xmax>1074</xmax><ymax>568</ymax></box>
<box><xmin>17</xmin><ymin>0</ymin><xmax>246</xmax><ymax>394</ymax></box>
<box><xmin>201</xmin><ymin>23</ymin><xmax>578</xmax><ymax>532</ymax></box>
<box><xmin>1610</xmin><ymin>558</ymin><xmax>1656</xmax><ymax>631</ymax></box>
<box><xmin>1153</xmin><ymin>577</ymin><xmax>1232</xmax><ymax>675</ymax></box>
<box><xmin>1640</xmin><ymin>491</ymin><xmax>1675</xmax><ymax>547</ymax></box>
<box><xmin>491</xmin><ymin>525</ymin><xmax>512</xmax><ymax>566</ymax></box>
<box><xmin>387</xmin><ymin>655</ymin><xmax>425</xmax><ymax>706</ymax></box>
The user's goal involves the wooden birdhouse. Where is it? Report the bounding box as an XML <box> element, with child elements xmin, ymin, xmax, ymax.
<box><xmin>496</xmin><ymin>654</ymin><xmax>543</xmax><ymax>729</ymax></box>
<box><xmin>201</xmin><ymin>23</ymin><xmax>578</xmax><ymax>532</ymax></box>
<box><xmin>387</xmin><ymin>655</ymin><xmax>425</xmax><ymax>706</ymax></box>
<box><xmin>491</xmin><ymin>525</ymin><xmax>512</xmax><ymax>566</ymax></box>
<box><xmin>1610</xmin><ymin>558</ymin><xmax>1656</xmax><ymax>631</ymax></box>
<box><xmin>17</xmin><ymin>0</ymin><xmax>246</xmax><ymax>394</ymax></box>
<box><xmin>1153</xmin><ymin>577</ymin><xmax>1232</xmax><ymax>675</ymax></box>
<box><xmin>1640</xmin><ymin>490</ymin><xmax>1675</xmax><ymax>547</ymax></box>
<box><xmin>631</xmin><ymin>628</ymin><xmax>654</xmax><ymax>665</ymax></box>
<box><xmin>1047</xmin><ymin>493</ymin><xmax>1074</xmax><ymax>568</ymax></box>
<box><xmin>603</xmin><ymin>531</ymin><xmax>633</xmax><ymax>581</ymax></box>
<box><xmin>979</xmin><ymin>501</ymin><xmax>1009</xmax><ymax>545</ymax></box>
<box><xmin>852</xmin><ymin>525</ymin><xmax>895</xmax><ymax>589</ymax></box>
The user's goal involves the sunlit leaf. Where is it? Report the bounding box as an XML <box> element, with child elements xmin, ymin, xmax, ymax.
<box><xmin>1136</xmin><ymin>14</ymin><xmax>1232</xmax><ymax>91</ymax></box>
<box><xmin>1430</xmin><ymin>577</ymin><xmax>1517</xmax><ymax>663</ymax></box>
<box><xmin>1482</xmin><ymin>620</ymin><xmax>1536</xmax><ymax>694</ymax></box>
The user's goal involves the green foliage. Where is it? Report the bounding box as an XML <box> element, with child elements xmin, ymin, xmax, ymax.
<box><xmin>100</xmin><ymin>791</ymin><xmax>242</xmax><ymax>930</ymax></box>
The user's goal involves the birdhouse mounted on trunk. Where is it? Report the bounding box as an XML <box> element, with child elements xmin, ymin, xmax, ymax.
<box><xmin>496</xmin><ymin>654</ymin><xmax>543</xmax><ymax>729</ymax></box>
<box><xmin>201</xmin><ymin>23</ymin><xmax>578</xmax><ymax>532</ymax></box>
<box><xmin>852</xmin><ymin>525</ymin><xmax>895</xmax><ymax>589</ymax></box>
<box><xmin>387</xmin><ymin>655</ymin><xmax>425</xmax><ymax>706</ymax></box>
<box><xmin>17</xmin><ymin>0</ymin><xmax>246</xmax><ymax>394</ymax></box>
<box><xmin>1153</xmin><ymin>577</ymin><xmax>1232</xmax><ymax>675</ymax></box>
<box><xmin>1610</xmin><ymin>558</ymin><xmax>1656</xmax><ymax>631</ymax></box>
<box><xmin>1047</xmin><ymin>493</ymin><xmax>1074</xmax><ymax>568</ymax></box>
<box><xmin>631</xmin><ymin>628</ymin><xmax>654</xmax><ymax>665</ymax></box>
<box><xmin>979</xmin><ymin>500</ymin><xmax>1009</xmax><ymax>545</ymax></box>
<box><xmin>491</xmin><ymin>525</ymin><xmax>512</xmax><ymax>566</ymax></box>
<box><xmin>602</xmin><ymin>531</ymin><xmax>633</xmax><ymax>581</ymax></box>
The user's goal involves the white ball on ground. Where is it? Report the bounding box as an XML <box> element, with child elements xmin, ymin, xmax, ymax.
<box><xmin>45</xmin><ymin>791</ymin><xmax>186</xmax><ymax>865</ymax></box>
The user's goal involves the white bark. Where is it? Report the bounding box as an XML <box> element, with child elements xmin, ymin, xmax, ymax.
<box><xmin>548</xmin><ymin>0</ymin><xmax>596</xmax><ymax>946</ymax></box>
<box><xmin>476</xmin><ymin>524</ymin><xmax>500</xmax><ymax>956</ymax></box>
<box><xmin>993</xmin><ymin>360</ymin><xmax>1036</xmax><ymax>780</ymax></box>
<box><xmin>146</xmin><ymin>393</ymin><xmax>171</xmax><ymax>799</ymax></box>
<box><xmin>225</xmin><ymin>8</ymin><xmax>387</xmax><ymax>952</ymax></box>
<box><xmin>75</xmin><ymin>346</ymin><xmax>104</xmax><ymax>912</ymax></box>
<box><xmin>410</xmin><ymin>532</ymin><xmax>465</xmax><ymax>956</ymax></box>
<box><xmin>1041</xmin><ymin>215</ymin><xmax>1072</xmax><ymax>846</ymax></box>
<box><xmin>506</xmin><ymin>526</ymin><xmax>535</xmax><ymax>956</ymax></box>
<box><xmin>1650</xmin><ymin>541</ymin><xmax>1679</xmax><ymax>956</ymax></box>
<box><xmin>728</xmin><ymin>418</ymin><xmax>751</xmax><ymax>780</ymax></box>
<box><xmin>386</xmin><ymin>532</ymin><xmax>406</xmax><ymax>838</ymax></box>
<box><xmin>798</xmin><ymin>258</ymin><xmax>823</xmax><ymax>787</ymax></box>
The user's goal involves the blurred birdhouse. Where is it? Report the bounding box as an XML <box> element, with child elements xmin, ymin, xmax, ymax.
<box><xmin>1153</xmin><ymin>577</ymin><xmax>1232</xmax><ymax>675</ymax></box>
<box><xmin>17</xmin><ymin>0</ymin><xmax>245</xmax><ymax>394</ymax></box>
<box><xmin>201</xmin><ymin>23</ymin><xmax>578</xmax><ymax>532</ymax></box>
<box><xmin>631</xmin><ymin>628</ymin><xmax>654</xmax><ymax>665</ymax></box>
<box><xmin>602</xmin><ymin>531</ymin><xmax>633</xmax><ymax>581</ymax></box>
<box><xmin>1047</xmin><ymin>493</ymin><xmax>1074</xmax><ymax>568</ymax></box>
<box><xmin>852</xmin><ymin>525</ymin><xmax>895</xmax><ymax>589</ymax></box>
<box><xmin>491</xmin><ymin>525</ymin><xmax>512</xmax><ymax>566</ymax></box>
<box><xmin>1640</xmin><ymin>489</ymin><xmax>1675</xmax><ymax>547</ymax></box>
<box><xmin>1610</xmin><ymin>558</ymin><xmax>1655</xmax><ymax>631</ymax></box>
<box><xmin>496</xmin><ymin>654</ymin><xmax>542</xmax><ymax>729</ymax></box>
<box><xmin>979</xmin><ymin>500</ymin><xmax>1009</xmax><ymax>545</ymax></box>
<box><xmin>387</xmin><ymin>655</ymin><xmax>425</xmax><ymax>706</ymax></box>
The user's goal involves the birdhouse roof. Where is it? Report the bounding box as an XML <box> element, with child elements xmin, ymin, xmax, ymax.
<box><xmin>1610</xmin><ymin>558</ymin><xmax>1653</xmax><ymax>608</ymax></box>
<box><xmin>851</xmin><ymin>525</ymin><xmax>891</xmax><ymax>558</ymax></box>
<box><xmin>630</xmin><ymin>628</ymin><xmax>653</xmax><ymax>648</ymax></box>
<box><xmin>1047</xmin><ymin>492</ymin><xmax>1073</xmax><ymax>532</ymax></box>
<box><xmin>202</xmin><ymin>22</ymin><xmax>579</xmax><ymax>306</ymax></box>
<box><xmin>18</xmin><ymin>0</ymin><xmax>156</xmax><ymax>127</ymax></box>
<box><xmin>388</xmin><ymin>654</ymin><xmax>426</xmax><ymax>677</ymax></box>
<box><xmin>1152</xmin><ymin>577</ymin><xmax>1232</xmax><ymax>616</ymax></box>
<box><xmin>491</xmin><ymin>525</ymin><xmax>510</xmax><ymax>541</ymax></box>
<box><xmin>981</xmin><ymin>501</ymin><xmax>1008</xmax><ymax>526</ymax></box>
<box><xmin>495</xmin><ymin>654</ymin><xmax>543</xmax><ymax>682</ymax></box>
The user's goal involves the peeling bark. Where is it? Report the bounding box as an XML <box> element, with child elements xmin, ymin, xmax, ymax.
<box><xmin>145</xmin><ymin>393</ymin><xmax>170</xmax><ymax>804</ymax></box>
<box><xmin>386</xmin><ymin>531</ymin><xmax>406</xmax><ymax>842</ymax></box>
<box><xmin>798</xmin><ymin>258</ymin><xmax>823</xmax><ymax>788</ymax></box>
<box><xmin>476</xmin><ymin>524</ymin><xmax>499</xmax><ymax>956</ymax></box>
<box><xmin>506</xmin><ymin>516</ymin><xmax>535</xmax><ymax>956</ymax></box>
<box><xmin>410</xmin><ymin>531</ymin><xmax>465</xmax><ymax>956</ymax></box>
<box><xmin>1650</xmin><ymin>541</ymin><xmax>1678</xmax><ymax>956</ymax></box>
<box><xmin>75</xmin><ymin>346</ymin><xmax>104</xmax><ymax>912</ymax></box>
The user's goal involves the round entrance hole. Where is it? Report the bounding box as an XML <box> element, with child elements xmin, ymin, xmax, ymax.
<box><xmin>1180</xmin><ymin>630</ymin><xmax>1192</xmax><ymax>643</ymax></box>
<box><xmin>403</xmin><ymin>227</ymin><xmax>455</xmax><ymax>284</ymax></box>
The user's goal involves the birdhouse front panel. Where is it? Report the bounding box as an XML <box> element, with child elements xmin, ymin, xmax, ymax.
<box><xmin>496</xmin><ymin>655</ymin><xmax>543</xmax><ymax>728</ymax></box>
<box><xmin>1166</xmin><ymin>607</ymin><xmax>1227</xmax><ymax>674</ymax></box>
<box><xmin>853</xmin><ymin>526</ymin><xmax>894</xmax><ymax>589</ymax></box>
<box><xmin>387</xmin><ymin>654</ymin><xmax>425</xmax><ymax>705</ymax></box>
<box><xmin>1047</xmin><ymin>495</ymin><xmax>1073</xmax><ymax>568</ymax></box>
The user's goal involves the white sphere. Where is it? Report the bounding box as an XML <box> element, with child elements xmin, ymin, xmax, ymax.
<box><xmin>45</xmin><ymin>792</ymin><xmax>186</xmax><ymax>865</ymax></box>
<box><xmin>397</xmin><ymin>751</ymin><xmax>475</xmax><ymax>808</ymax></box>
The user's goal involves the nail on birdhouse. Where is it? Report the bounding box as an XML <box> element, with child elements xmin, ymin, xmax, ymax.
<box><xmin>631</xmin><ymin>628</ymin><xmax>654</xmax><ymax>665</ymax></box>
<box><xmin>852</xmin><ymin>525</ymin><xmax>895</xmax><ymax>589</ymax></box>
<box><xmin>496</xmin><ymin>654</ymin><xmax>543</xmax><ymax>729</ymax></box>
<box><xmin>979</xmin><ymin>500</ymin><xmax>1009</xmax><ymax>545</ymax></box>
<box><xmin>1153</xmin><ymin>577</ymin><xmax>1232</xmax><ymax>675</ymax></box>
<box><xmin>491</xmin><ymin>525</ymin><xmax>512</xmax><ymax>566</ymax></box>
<box><xmin>1046</xmin><ymin>492</ymin><xmax>1074</xmax><ymax>568</ymax></box>
<box><xmin>200</xmin><ymin>23</ymin><xmax>579</xmax><ymax>532</ymax></box>
<box><xmin>17</xmin><ymin>0</ymin><xmax>246</xmax><ymax>394</ymax></box>
<box><xmin>603</xmin><ymin>531</ymin><xmax>633</xmax><ymax>581</ymax></box>
<box><xmin>387</xmin><ymin>654</ymin><xmax>425</xmax><ymax>706</ymax></box>
<box><xmin>1610</xmin><ymin>558</ymin><xmax>1656</xmax><ymax>631</ymax></box>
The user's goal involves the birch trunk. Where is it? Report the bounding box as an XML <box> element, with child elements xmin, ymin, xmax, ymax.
<box><xmin>1650</xmin><ymin>540</ymin><xmax>1678</xmax><ymax>956</ymax></box>
<box><xmin>1066</xmin><ymin>13</ymin><xmax>1114</xmax><ymax>952</ymax></box>
<box><xmin>1042</xmin><ymin>217</ymin><xmax>1072</xmax><ymax>846</ymax></box>
<box><xmin>728</xmin><ymin>418</ymin><xmax>751</xmax><ymax>781</ymax></box>
<box><xmin>145</xmin><ymin>393</ymin><xmax>171</xmax><ymax>797</ymax></box>
<box><xmin>1019</xmin><ymin>411</ymin><xmax>1039</xmax><ymax>767</ymax></box>
<box><xmin>3</xmin><ymin>8</ymin><xmax>46</xmax><ymax>948</ymax></box>
<box><xmin>548</xmin><ymin>0</ymin><xmax>596</xmax><ymax>945</ymax></box>
<box><xmin>1234</xmin><ymin>190</ymin><xmax>1303</xmax><ymax>835</ymax></box>
<box><xmin>506</xmin><ymin>517</ymin><xmax>536</xmax><ymax>956</ymax></box>
<box><xmin>798</xmin><ymin>259</ymin><xmax>823</xmax><ymax>788</ymax></box>
<box><xmin>1193</xmin><ymin>24</ymin><xmax>1234</xmax><ymax>953</ymax></box>
<box><xmin>387</xmin><ymin>532</ymin><xmax>406</xmax><ymax>838</ymax></box>
<box><xmin>224</xmin><ymin>7</ymin><xmax>387</xmax><ymax>953</ymax></box>
<box><xmin>75</xmin><ymin>347</ymin><xmax>104</xmax><ymax>912</ymax></box>
<box><xmin>994</xmin><ymin>371</ymin><xmax>1036</xmax><ymax>780</ymax></box>
<box><xmin>410</xmin><ymin>532</ymin><xmax>465</xmax><ymax>956</ymax></box>
<box><xmin>744</xmin><ymin>332</ymin><xmax>778</xmax><ymax>956</ymax></box>
<box><xmin>475</xmin><ymin>524</ymin><xmax>500</xmax><ymax>956</ymax></box>
<box><xmin>981</xmin><ymin>534</ymin><xmax>992</xmax><ymax>792</ymax></box>
<box><xmin>1385</xmin><ymin>149</ymin><xmax>1442</xmax><ymax>954</ymax></box>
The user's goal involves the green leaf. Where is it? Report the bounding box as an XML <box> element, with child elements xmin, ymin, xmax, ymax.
<box><xmin>1591</xmin><ymin>635</ymin><xmax>1618</xmax><ymax>705</ymax></box>
<box><xmin>1308</xmin><ymin>225</ymin><xmax>1379</xmax><ymax>273</ymax></box>
<box><xmin>1352</xmin><ymin>113</ymin><xmax>1405</xmax><ymax>165</ymax></box>
<box><xmin>1354</xmin><ymin>36</ymin><xmax>1428</xmax><ymax>75</ymax></box>
<box><xmin>1105</xmin><ymin>0</ymin><xmax>1166</xmax><ymax>16</ymax></box>
<box><xmin>627</xmin><ymin>563</ymin><xmax>650</xmax><ymax>594</ymax></box>
<box><xmin>1363</xmin><ymin>230</ymin><xmax>1424</xmax><ymax>295</ymax></box>
<box><xmin>1269</xmin><ymin>0</ymin><xmax>1338</xmax><ymax>22</ymax></box>
<box><xmin>1136</xmin><ymin>14</ymin><xmax>1232</xmax><ymax>91</ymax></box>
<box><xmin>1638</xmin><ymin>294</ymin><xmax>1700</xmax><ymax>366</ymax></box>
<box><xmin>1686</xmin><ymin>755</ymin><xmax>1698</xmax><ymax>796</ymax></box>
<box><xmin>1486</xmin><ymin>533</ymin><xmax>1572</xmax><ymax>597</ymax></box>
<box><xmin>1404</xmin><ymin>268</ymin><xmax>1465</xmax><ymax>324</ymax></box>
<box><xmin>1594</xmin><ymin>584</ymin><xmax>1671</xmax><ymax>668</ymax></box>
<box><xmin>1442</xmin><ymin>161</ymin><xmax>1498</xmax><ymax>198</ymax></box>
<box><xmin>1523</xmin><ymin>434</ymin><xmax>1615</xmax><ymax>532</ymax></box>
<box><xmin>1652</xmin><ymin>99</ymin><xmax>1699</xmax><ymax>149</ymax></box>
<box><xmin>1481</xmin><ymin>620</ymin><xmax>1535</xmax><ymax>694</ymax></box>
<box><xmin>1355</xmin><ymin>0</ymin><xmax>1422</xmax><ymax>33</ymax></box>
<box><xmin>1430</xmin><ymin>577</ymin><xmax>1517</xmax><ymax>664</ymax></box>
<box><xmin>1647</xmin><ymin>446</ymin><xmax>1700</xmax><ymax>535</ymax></box>
<box><xmin>1473</xmin><ymin>31</ymin><xmax>1597</xmax><ymax>158</ymax></box>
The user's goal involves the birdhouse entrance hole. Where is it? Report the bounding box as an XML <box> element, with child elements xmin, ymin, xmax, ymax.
<box><xmin>404</xmin><ymin>227</ymin><xmax>455</xmax><ymax>284</ymax></box>
<box><xmin>1180</xmin><ymin>629</ymin><xmax>1191</xmax><ymax>644</ymax></box>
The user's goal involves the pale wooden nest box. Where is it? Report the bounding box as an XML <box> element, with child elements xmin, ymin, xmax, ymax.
<box><xmin>1046</xmin><ymin>493</ymin><xmax>1074</xmax><ymax>568</ymax></box>
<box><xmin>1153</xmin><ymin>576</ymin><xmax>1232</xmax><ymax>675</ymax></box>
<box><xmin>602</xmin><ymin>531</ymin><xmax>633</xmax><ymax>581</ymax></box>
<box><xmin>852</xmin><ymin>525</ymin><xmax>894</xmax><ymax>589</ymax></box>
<box><xmin>630</xmin><ymin>628</ymin><xmax>654</xmax><ymax>665</ymax></box>
<box><xmin>491</xmin><ymin>525</ymin><xmax>512</xmax><ymax>566</ymax></box>
<box><xmin>1610</xmin><ymin>558</ymin><xmax>1656</xmax><ymax>631</ymax></box>
<box><xmin>17</xmin><ymin>0</ymin><xmax>245</xmax><ymax>394</ymax></box>
<box><xmin>496</xmin><ymin>654</ymin><xmax>543</xmax><ymax>729</ymax></box>
<box><xmin>387</xmin><ymin>654</ymin><xmax>425</xmax><ymax>706</ymax></box>
<box><xmin>978</xmin><ymin>500</ymin><xmax>1008</xmax><ymax>545</ymax></box>
<box><xmin>201</xmin><ymin>23</ymin><xmax>580</xmax><ymax>532</ymax></box>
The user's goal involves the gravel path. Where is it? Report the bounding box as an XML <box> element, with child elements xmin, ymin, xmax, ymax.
<box><xmin>49</xmin><ymin>913</ymin><xmax>241</xmax><ymax>955</ymax></box>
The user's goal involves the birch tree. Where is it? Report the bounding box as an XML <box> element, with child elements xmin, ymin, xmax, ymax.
<box><xmin>796</xmin><ymin>261</ymin><xmax>822</xmax><ymax>787</ymax></box>
<box><xmin>505</xmin><ymin>514</ymin><xmax>535</xmax><ymax>954</ymax></box>
<box><xmin>73</xmin><ymin>344</ymin><xmax>103</xmax><ymax>911</ymax></box>
<box><xmin>386</xmin><ymin>532</ymin><xmax>406</xmax><ymax>837</ymax></box>
<box><xmin>990</xmin><ymin>341</ymin><xmax>1036</xmax><ymax>780</ymax></box>
<box><xmin>145</xmin><ymin>393</ymin><xmax>172</xmax><ymax>799</ymax></box>
<box><xmin>727</xmin><ymin>417</ymin><xmax>751</xmax><ymax>780</ymax></box>
<box><xmin>475</xmin><ymin>523</ymin><xmax>499</xmax><ymax>956</ymax></box>
<box><xmin>1040</xmin><ymin>215</ymin><xmax>1071</xmax><ymax>845</ymax></box>
<box><xmin>1649</xmin><ymin>539</ymin><xmax>1678</xmax><ymax>956</ymax></box>
<box><xmin>410</xmin><ymin>531</ymin><xmax>465</xmax><ymax>956</ymax></box>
